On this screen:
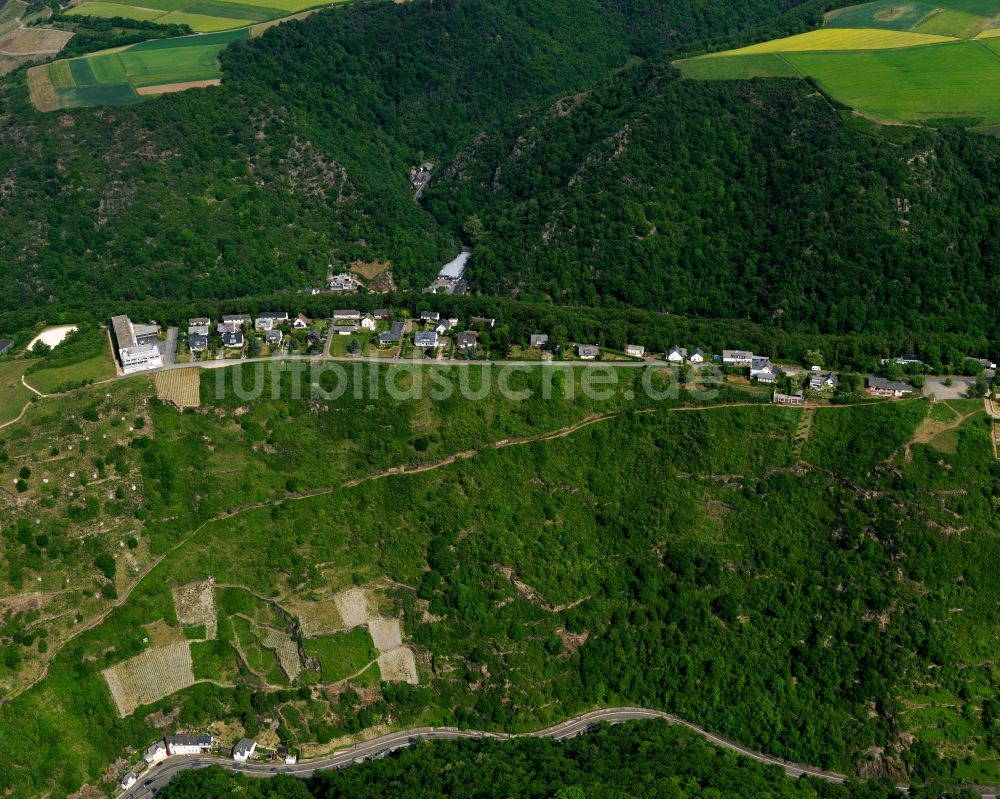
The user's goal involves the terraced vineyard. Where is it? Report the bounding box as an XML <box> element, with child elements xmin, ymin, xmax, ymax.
<box><xmin>677</xmin><ymin>0</ymin><xmax>1000</xmax><ymax>129</ymax></box>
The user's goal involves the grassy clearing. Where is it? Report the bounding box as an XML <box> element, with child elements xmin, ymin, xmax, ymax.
<box><xmin>24</xmin><ymin>351</ymin><xmax>115</xmax><ymax>394</ymax></box>
<box><xmin>674</xmin><ymin>53</ymin><xmax>799</xmax><ymax>79</ymax></box>
<box><xmin>0</xmin><ymin>360</ymin><xmax>33</xmax><ymax>424</ymax></box>
<box><xmin>913</xmin><ymin>7</ymin><xmax>990</xmax><ymax>36</ymax></box>
<box><xmin>67</xmin><ymin>1</ymin><xmax>165</xmax><ymax>20</ymax></box>
<box><xmin>304</xmin><ymin>628</ymin><xmax>377</xmax><ymax>682</ymax></box>
<box><xmin>824</xmin><ymin>1</ymin><xmax>940</xmax><ymax>31</ymax></box>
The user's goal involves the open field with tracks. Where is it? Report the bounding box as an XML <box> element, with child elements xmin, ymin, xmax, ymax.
<box><xmin>102</xmin><ymin>641</ymin><xmax>196</xmax><ymax>716</ymax></box>
<box><xmin>677</xmin><ymin>0</ymin><xmax>1000</xmax><ymax>127</ymax></box>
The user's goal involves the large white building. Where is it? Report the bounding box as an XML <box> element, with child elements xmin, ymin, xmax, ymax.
<box><xmin>233</xmin><ymin>738</ymin><xmax>257</xmax><ymax>762</ymax></box>
<box><xmin>111</xmin><ymin>315</ymin><xmax>162</xmax><ymax>374</ymax></box>
<box><xmin>165</xmin><ymin>734</ymin><xmax>213</xmax><ymax>756</ymax></box>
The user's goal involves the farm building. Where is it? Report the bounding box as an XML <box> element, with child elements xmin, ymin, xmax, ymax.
<box><xmin>666</xmin><ymin>346</ymin><xmax>686</xmax><ymax>362</ymax></box>
<box><xmin>625</xmin><ymin>344</ymin><xmax>645</xmax><ymax>358</ymax></box>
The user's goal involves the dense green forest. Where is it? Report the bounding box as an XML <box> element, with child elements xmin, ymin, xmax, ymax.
<box><xmin>157</xmin><ymin>721</ymin><xmax>979</xmax><ymax>799</ymax></box>
<box><xmin>424</xmin><ymin>61</ymin><xmax>1000</xmax><ymax>336</ymax></box>
<box><xmin>3</xmin><ymin>0</ymin><xmax>1000</xmax><ymax>340</ymax></box>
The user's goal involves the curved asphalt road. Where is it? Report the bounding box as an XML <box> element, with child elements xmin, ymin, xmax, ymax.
<box><xmin>121</xmin><ymin>707</ymin><xmax>1000</xmax><ymax>799</ymax></box>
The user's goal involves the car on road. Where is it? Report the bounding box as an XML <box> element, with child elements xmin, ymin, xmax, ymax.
<box><xmin>143</xmin><ymin>780</ymin><xmax>153</xmax><ymax>787</ymax></box>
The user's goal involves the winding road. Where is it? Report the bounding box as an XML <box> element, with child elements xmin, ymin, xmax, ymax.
<box><xmin>121</xmin><ymin>707</ymin><xmax>1000</xmax><ymax>799</ymax></box>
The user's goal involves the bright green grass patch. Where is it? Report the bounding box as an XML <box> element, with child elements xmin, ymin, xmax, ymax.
<box><xmin>66</xmin><ymin>2</ymin><xmax>166</xmax><ymax>20</ymax></box>
<box><xmin>928</xmin><ymin>401</ymin><xmax>959</xmax><ymax>423</ymax></box>
<box><xmin>913</xmin><ymin>7</ymin><xmax>989</xmax><ymax>37</ymax></box>
<box><xmin>191</xmin><ymin>638</ymin><xmax>239</xmax><ymax>681</ymax></box>
<box><xmin>675</xmin><ymin>53</ymin><xmax>800</xmax><ymax>80</ymax></box>
<box><xmin>824</xmin><ymin>0</ymin><xmax>940</xmax><ymax>31</ymax></box>
<box><xmin>108</xmin><ymin>0</ymin><xmax>193</xmax><ymax>11</ymax></box>
<box><xmin>23</xmin><ymin>352</ymin><xmax>116</xmax><ymax>394</ymax></box>
<box><xmin>55</xmin><ymin>82</ymin><xmax>139</xmax><ymax>107</ymax></box>
<box><xmin>157</xmin><ymin>9</ymin><xmax>252</xmax><ymax>30</ymax></box>
<box><xmin>0</xmin><ymin>361</ymin><xmax>34</xmax><ymax>425</ymax></box>
<box><xmin>126</xmin><ymin>26</ymin><xmax>248</xmax><ymax>49</ymax></box>
<box><xmin>118</xmin><ymin>42</ymin><xmax>225</xmax><ymax>84</ymax></box>
<box><xmin>224</xmin><ymin>0</ymin><xmax>325</xmax><ymax>11</ymax></box>
<box><xmin>48</xmin><ymin>59</ymin><xmax>74</xmax><ymax>88</ymax></box>
<box><xmin>184</xmin><ymin>0</ymin><xmax>277</xmax><ymax>21</ymax></box>
<box><xmin>928</xmin><ymin>428</ymin><xmax>961</xmax><ymax>453</ymax></box>
<box><xmin>944</xmin><ymin>398</ymin><xmax>987</xmax><ymax>414</ymax></box>
<box><xmin>304</xmin><ymin>628</ymin><xmax>377</xmax><ymax>683</ymax></box>
<box><xmin>784</xmin><ymin>41</ymin><xmax>1000</xmax><ymax>126</ymax></box>
<box><xmin>933</xmin><ymin>0</ymin><xmax>1000</xmax><ymax>14</ymax></box>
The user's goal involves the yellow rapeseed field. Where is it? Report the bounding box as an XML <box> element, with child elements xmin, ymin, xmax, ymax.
<box><xmin>712</xmin><ymin>27</ymin><xmax>956</xmax><ymax>56</ymax></box>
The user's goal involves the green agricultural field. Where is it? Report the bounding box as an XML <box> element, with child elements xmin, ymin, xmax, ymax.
<box><xmin>678</xmin><ymin>0</ymin><xmax>1000</xmax><ymax>127</ymax></box>
<box><xmin>786</xmin><ymin>41</ymin><xmax>1000</xmax><ymax>126</ymax></box>
<box><xmin>66</xmin><ymin>0</ymin><xmax>332</xmax><ymax>32</ymax></box>
<box><xmin>34</xmin><ymin>28</ymin><xmax>248</xmax><ymax>110</ymax></box>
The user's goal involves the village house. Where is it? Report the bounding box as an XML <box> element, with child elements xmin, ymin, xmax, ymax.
<box><xmin>120</xmin><ymin>773</ymin><xmax>137</xmax><ymax>791</ymax></box>
<box><xmin>144</xmin><ymin>741</ymin><xmax>167</xmax><ymax>765</ymax></box>
<box><xmin>414</xmin><ymin>331</ymin><xmax>440</xmax><ymax>348</ymax></box>
<box><xmin>894</xmin><ymin>354</ymin><xmax>923</xmax><ymax>366</ymax></box>
<box><xmin>337</xmin><ymin>325</ymin><xmax>359</xmax><ymax>336</ymax></box>
<box><xmin>379</xmin><ymin>322</ymin><xmax>405</xmax><ymax>346</ymax></box>
<box><xmin>329</xmin><ymin>272</ymin><xmax>361</xmax><ymax>292</ymax></box>
<box><xmin>625</xmin><ymin>344</ymin><xmax>645</xmax><ymax>358</ymax></box>
<box><xmin>111</xmin><ymin>315</ymin><xmax>163</xmax><ymax>374</ymax></box>
<box><xmin>470</xmin><ymin>316</ymin><xmax>496</xmax><ymax>328</ymax></box>
<box><xmin>360</xmin><ymin>313</ymin><xmax>377</xmax><ymax>330</ymax></box>
<box><xmin>265</xmin><ymin>329</ymin><xmax>283</xmax><ymax>345</ymax></box>
<box><xmin>221</xmin><ymin>314</ymin><xmax>251</xmax><ymax>326</ymax></box>
<box><xmin>809</xmin><ymin>372</ymin><xmax>838</xmax><ymax>392</ymax></box>
<box><xmin>667</xmin><ymin>346</ymin><xmax>686</xmax><ymax>363</ymax></box>
<box><xmin>187</xmin><ymin>323</ymin><xmax>209</xmax><ymax>337</ymax></box>
<box><xmin>372</xmin><ymin>308</ymin><xmax>390</xmax><ymax>320</ymax></box>
<box><xmin>222</xmin><ymin>330</ymin><xmax>244</xmax><ymax>349</ymax></box>
<box><xmin>333</xmin><ymin>309</ymin><xmax>361</xmax><ymax>322</ymax></box>
<box><xmin>436</xmin><ymin>317</ymin><xmax>459</xmax><ymax>334</ymax></box>
<box><xmin>529</xmin><ymin>334</ymin><xmax>548</xmax><ymax>348</ymax></box>
<box><xmin>750</xmin><ymin>356</ymin><xmax>778</xmax><ymax>383</ymax></box>
<box><xmin>577</xmin><ymin>344</ymin><xmax>599</xmax><ymax>360</ymax></box>
<box><xmin>293</xmin><ymin>314</ymin><xmax>311</xmax><ymax>329</ymax></box>
<box><xmin>773</xmin><ymin>391</ymin><xmax>804</xmax><ymax>406</ymax></box>
<box><xmin>188</xmin><ymin>316</ymin><xmax>211</xmax><ymax>328</ymax></box>
<box><xmin>188</xmin><ymin>333</ymin><xmax>208</xmax><ymax>353</ymax></box>
<box><xmin>254</xmin><ymin>317</ymin><xmax>275</xmax><ymax>331</ymax></box>
<box><xmin>867</xmin><ymin>377</ymin><xmax>915</xmax><ymax>398</ymax></box>
<box><xmin>689</xmin><ymin>348</ymin><xmax>705</xmax><ymax>365</ymax></box>
<box><xmin>456</xmin><ymin>331</ymin><xmax>478</xmax><ymax>350</ymax></box>
<box><xmin>419</xmin><ymin>310</ymin><xmax>440</xmax><ymax>323</ymax></box>
<box><xmin>722</xmin><ymin>349</ymin><xmax>753</xmax><ymax>367</ymax></box>
<box><xmin>307</xmin><ymin>329</ymin><xmax>324</xmax><ymax>346</ymax></box>
<box><xmin>233</xmin><ymin>738</ymin><xmax>257</xmax><ymax>762</ymax></box>
<box><xmin>165</xmin><ymin>734</ymin><xmax>213</xmax><ymax>756</ymax></box>
<box><xmin>285</xmin><ymin>753</ymin><xmax>298</xmax><ymax>765</ymax></box>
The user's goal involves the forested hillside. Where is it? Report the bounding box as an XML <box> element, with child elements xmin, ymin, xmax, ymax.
<box><xmin>425</xmin><ymin>62</ymin><xmax>1000</xmax><ymax>337</ymax></box>
<box><xmin>157</xmin><ymin>722</ymin><xmax>976</xmax><ymax>799</ymax></box>
<box><xmin>9</xmin><ymin>0</ymin><xmax>1000</xmax><ymax>341</ymax></box>
<box><xmin>0</xmin><ymin>0</ymin><xmax>813</xmax><ymax>317</ymax></box>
